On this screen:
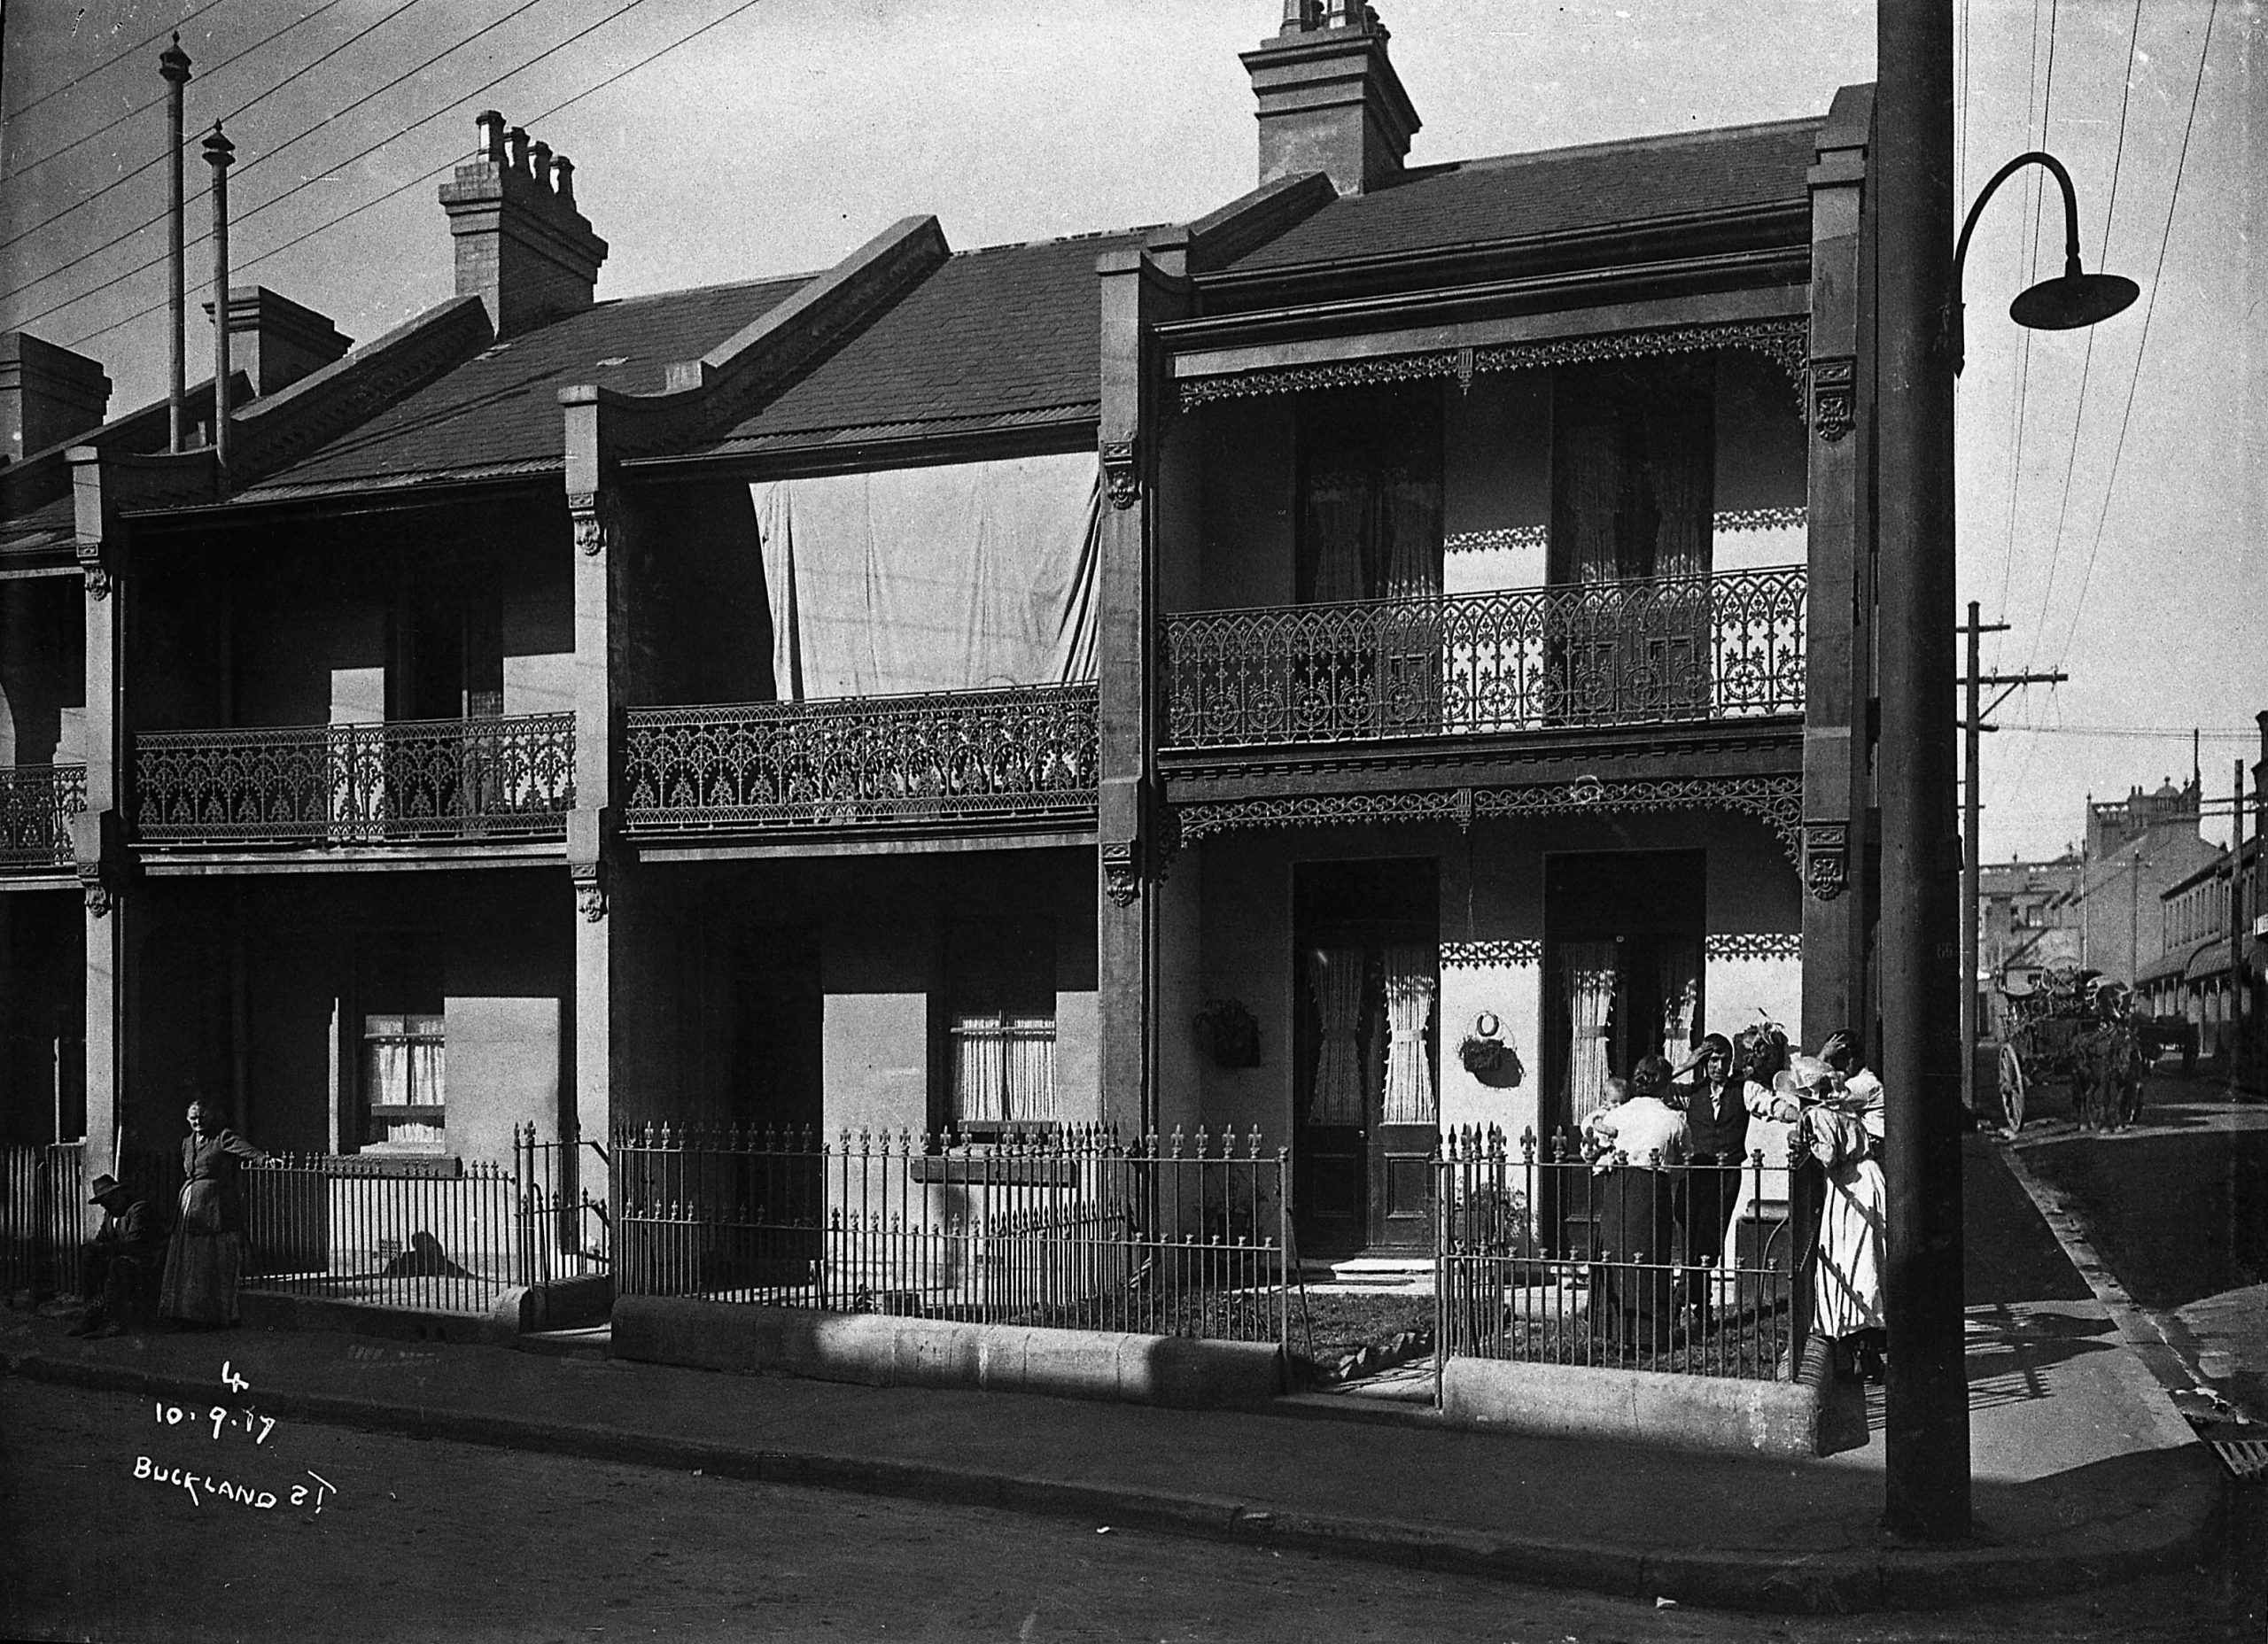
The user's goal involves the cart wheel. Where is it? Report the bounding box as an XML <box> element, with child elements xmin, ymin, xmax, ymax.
<box><xmin>1997</xmin><ymin>1042</ymin><xmax>2028</xmax><ymax>1135</ymax></box>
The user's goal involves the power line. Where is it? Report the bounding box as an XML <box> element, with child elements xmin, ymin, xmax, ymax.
<box><xmin>58</xmin><ymin>0</ymin><xmax>774</xmax><ymax>357</ymax></box>
<box><xmin>1991</xmin><ymin>0</ymin><xmax>2053</xmax><ymax>674</ymax></box>
<box><xmin>5</xmin><ymin>0</ymin><xmax>606</xmax><ymax>337</ymax></box>
<box><xmin>1998</xmin><ymin>725</ymin><xmax>2258</xmax><ymax>740</ymax></box>
<box><xmin>2</xmin><ymin>0</ymin><xmax>356</xmax><ymax>186</ymax></box>
<box><xmin>1</xmin><ymin>0</ymin><xmax>515</xmax><ymax>293</ymax></box>
<box><xmin>2003</xmin><ymin>0</ymin><xmax>2067</xmax><ymax>675</ymax></box>
<box><xmin>1</xmin><ymin>0</ymin><xmax>237</xmax><ymax>125</ymax></box>
<box><xmin>2044</xmin><ymin>0</ymin><xmax>2221</xmax><ymax>680</ymax></box>
<box><xmin>2030</xmin><ymin>0</ymin><xmax>2145</xmax><ymax>668</ymax></box>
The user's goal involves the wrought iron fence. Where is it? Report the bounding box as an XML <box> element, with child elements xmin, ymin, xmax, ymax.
<box><xmin>238</xmin><ymin>1142</ymin><xmax>605</xmax><ymax>1314</ymax></box>
<box><xmin>622</xmin><ymin>683</ymin><xmax>1099</xmax><ymax>834</ymax></box>
<box><xmin>0</xmin><ymin>1141</ymin><xmax>86</xmax><ymax>1298</ymax></box>
<box><xmin>1161</xmin><ymin>567</ymin><xmax>1806</xmax><ymax>748</ymax></box>
<box><xmin>613</xmin><ymin>1122</ymin><xmax>1288</xmax><ymax>1345</ymax></box>
<box><xmin>1436</xmin><ymin>1125</ymin><xmax>1800</xmax><ymax>1381</ymax></box>
<box><xmin>0</xmin><ymin>764</ymin><xmax>85</xmax><ymax>867</ymax></box>
<box><xmin>133</xmin><ymin>714</ymin><xmax>574</xmax><ymax>845</ymax></box>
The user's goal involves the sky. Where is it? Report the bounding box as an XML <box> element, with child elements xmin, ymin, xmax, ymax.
<box><xmin>1</xmin><ymin>0</ymin><xmax>2259</xmax><ymax>863</ymax></box>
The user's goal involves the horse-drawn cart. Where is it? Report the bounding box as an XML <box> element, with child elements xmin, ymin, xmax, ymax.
<box><xmin>1995</xmin><ymin>965</ymin><xmax>2103</xmax><ymax>1132</ymax></box>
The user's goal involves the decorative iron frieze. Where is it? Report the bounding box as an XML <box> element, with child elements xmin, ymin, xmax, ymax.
<box><xmin>1160</xmin><ymin>566</ymin><xmax>1806</xmax><ymax>749</ymax></box>
<box><xmin>1441</xmin><ymin>938</ymin><xmax>1542</xmax><ymax>969</ymax></box>
<box><xmin>1704</xmin><ymin>931</ymin><xmax>1803</xmax><ymax>960</ymax></box>
<box><xmin>623</xmin><ymin>684</ymin><xmax>1099</xmax><ymax>835</ymax></box>
<box><xmin>1443</xmin><ymin>523</ymin><xmax>1549</xmax><ymax>555</ymax></box>
<box><xmin>1099</xmin><ymin>438</ymin><xmax>1139</xmax><ymax>510</ymax></box>
<box><xmin>1100</xmin><ymin>840</ymin><xmax>1141</xmax><ymax>906</ymax></box>
<box><xmin>1713</xmin><ymin>505</ymin><xmax>1808</xmax><ymax>534</ymax></box>
<box><xmin>1170</xmin><ymin>772</ymin><xmax>1805</xmax><ymax>865</ymax></box>
<box><xmin>133</xmin><ymin>715</ymin><xmax>575</xmax><ymax>846</ymax></box>
<box><xmin>1175</xmin><ymin>315</ymin><xmax>1814</xmax><ymax>411</ymax></box>
<box><xmin>1803</xmin><ymin>818</ymin><xmax>1848</xmax><ymax>901</ymax></box>
<box><xmin>1810</xmin><ymin>355</ymin><xmax>1855</xmax><ymax>443</ymax></box>
<box><xmin>0</xmin><ymin>764</ymin><xmax>85</xmax><ymax>869</ymax></box>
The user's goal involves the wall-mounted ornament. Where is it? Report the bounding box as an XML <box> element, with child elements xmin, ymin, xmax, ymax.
<box><xmin>1811</xmin><ymin>355</ymin><xmax>1856</xmax><ymax>443</ymax></box>
<box><xmin>1099</xmin><ymin>437</ymin><xmax>1138</xmax><ymax>510</ymax></box>
<box><xmin>1457</xmin><ymin>1011</ymin><xmax>1524</xmax><ymax>1087</ymax></box>
<box><xmin>1193</xmin><ymin>998</ymin><xmax>1261</xmax><ymax>1069</ymax></box>
<box><xmin>1101</xmin><ymin>839</ymin><xmax>1140</xmax><ymax>907</ymax></box>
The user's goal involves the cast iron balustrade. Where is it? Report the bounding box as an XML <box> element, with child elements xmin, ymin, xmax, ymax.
<box><xmin>622</xmin><ymin>682</ymin><xmax>1099</xmax><ymax>834</ymax></box>
<box><xmin>1161</xmin><ymin>566</ymin><xmax>1806</xmax><ymax>749</ymax></box>
<box><xmin>0</xmin><ymin>764</ymin><xmax>85</xmax><ymax>868</ymax></box>
<box><xmin>132</xmin><ymin>714</ymin><xmax>574</xmax><ymax>846</ymax></box>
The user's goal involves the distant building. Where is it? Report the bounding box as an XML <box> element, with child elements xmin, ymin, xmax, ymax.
<box><xmin>2058</xmin><ymin>778</ymin><xmax>2218</xmax><ymax>990</ymax></box>
<box><xmin>1977</xmin><ymin>853</ymin><xmax>2082</xmax><ymax>1038</ymax></box>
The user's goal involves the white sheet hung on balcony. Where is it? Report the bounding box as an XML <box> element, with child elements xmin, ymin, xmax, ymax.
<box><xmin>752</xmin><ymin>454</ymin><xmax>1101</xmax><ymax>698</ymax></box>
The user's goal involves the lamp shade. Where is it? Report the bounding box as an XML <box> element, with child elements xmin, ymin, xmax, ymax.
<box><xmin>2008</xmin><ymin>270</ymin><xmax>2140</xmax><ymax>332</ymax></box>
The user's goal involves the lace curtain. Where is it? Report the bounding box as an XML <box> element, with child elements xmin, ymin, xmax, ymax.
<box><xmin>1555</xmin><ymin>422</ymin><xmax>1624</xmax><ymax>585</ymax></box>
<box><xmin>1645</xmin><ymin>408</ymin><xmax>1712</xmax><ymax>581</ymax></box>
<box><xmin>1303</xmin><ymin>948</ymin><xmax>1368</xmax><ymax>1125</ymax></box>
<box><xmin>1561</xmin><ymin>942</ymin><xmax>1619</xmax><ymax>1127</ymax></box>
<box><xmin>1379</xmin><ymin>945</ymin><xmax>1438</xmax><ymax>1125</ymax></box>
<box><xmin>1658</xmin><ymin>942</ymin><xmax>1700</xmax><ymax>1067</ymax></box>
<box><xmin>1301</xmin><ymin>469</ymin><xmax>1371</xmax><ymax>604</ymax></box>
<box><xmin>951</xmin><ymin>1014</ymin><xmax>1058</xmax><ymax>1124</ymax></box>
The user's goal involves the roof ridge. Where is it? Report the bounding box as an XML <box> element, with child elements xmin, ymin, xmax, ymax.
<box><xmin>1410</xmin><ymin>112</ymin><xmax>1825</xmax><ymax>184</ymax></box>
<box><xmin>951</xmin><ymin>226</ymin><xmax>1148</xmax><ymax>260</ymax></box>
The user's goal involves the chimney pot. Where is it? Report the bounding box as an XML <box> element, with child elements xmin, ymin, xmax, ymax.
<box><xmin>475</xmin><ymin>110</ymin><xmax>508</xmax><ymax>166</ymax></box>
<box><xmin>551</xmin><ymin>154</ymin><xmax>576</xmax><ymax>206</ymax></box>
<box><xmin>506</xmin><ymin>126</ymin><xmax>532</xmax><ymax>177</ymax></box>
<box><xmin>1242</xmin><ymin>3</ymin><xmax>1417</xmax><ymax>195</ymax></box>
<box><xmin>439</xmin><ymin>120</ymin><xmax>608</xmax><ymax>337</ymax></box>
<box><xmin>529</xmin><ymin>140</ymin><xmax>554</xmax><ymax>190</ymax></box>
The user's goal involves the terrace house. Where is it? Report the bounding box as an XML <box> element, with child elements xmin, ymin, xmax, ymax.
<box><xmin>3</xmin><ymin>7</ymin><xmax>1884</xmax><ymax>1307</ymax></box>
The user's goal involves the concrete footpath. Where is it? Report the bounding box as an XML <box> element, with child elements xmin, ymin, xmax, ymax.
<box><xmin>0</xmin><ymin>1136</ymin><xmax>2231</xmax><ymax>1616</ymax></box>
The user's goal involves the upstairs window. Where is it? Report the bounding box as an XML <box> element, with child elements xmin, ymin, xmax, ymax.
<box><xmin>1550</xmin><ymin>358</ymin><xmax>1715</xmax><ymax>585</ymax></box>
<box><xmin>1295</xmin><ymin>392</ymin><xmax>1443</xmax><ymax>604</ymax></box>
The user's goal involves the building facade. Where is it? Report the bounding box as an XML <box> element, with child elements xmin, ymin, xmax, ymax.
<box><xmin>1</xmin><ymin>10</ymin><xmax>1885</xmax><ymax>1267</ymax></box>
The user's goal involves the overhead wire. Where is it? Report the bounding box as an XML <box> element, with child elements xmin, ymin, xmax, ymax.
<box><xmin>2042</xmin><ymin>0</ymin><xmax>2220</xmax><ymax>680</ymax></box>
<box><xmin>57</xmin><ymin>0</ymin><xmax>775</xmax><ymax>356</ymax></box>
<box><xmin>2</xmin><ymin>0</ymin><xmax>357</xmax><ymax>186</ymax></box>
<box><xmin>8</xmin><ymin>0</ymin><xmax>646</xmax><ymax>340</ymax></box>
<box><xmin>1</xmin><ymin>0</ymin><xmax>237</xmax><ymax>125</ymax></box>
<box><xmin>2</xmin><ymin>0</ymin><xmax>540</xmax><ymax>299</ymax></box>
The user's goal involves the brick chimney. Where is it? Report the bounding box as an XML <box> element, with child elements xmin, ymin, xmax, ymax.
<box><xmin>1241</xmin><ymin>2</ymin><xmax>1420</xmax><ymax>196</ymax></box>
<box><xmin>439</xmin><ymin>112</ymin><xmax>609</xmax><ymax>338</ymax></box>
<box><xmin>200</xmin><ymin>286</ymin><xmax>353</xmax><ymax>396</ymax></box>
<box><xmin>0</xmin><ymin>332</ymin><xmax>111</xmax><ymax>463</ymax></box>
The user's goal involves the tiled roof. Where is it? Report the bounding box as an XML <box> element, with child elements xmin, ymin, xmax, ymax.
<box><xmin>698</xmin><ymin>233</ymin><xmax>1130</xmax><ymax>451</ymax></box>
<box><xmin>0</xmin><ymin>495</ymin><xmax>74</xmax><ymax>552</ymax></box>
<box><xmin>247</xmin><ymin>275</ymin><xmax>812</xmax><ymax>492</ymax></box>
<box><xmin>1222</xmin><ymin>118</ymin><xmax>1821</xmax><ymax>275</ymax></box>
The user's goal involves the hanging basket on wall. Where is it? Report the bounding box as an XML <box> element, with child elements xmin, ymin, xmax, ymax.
<box><xmin>1193</xmin><ymin>998</ymin><xmax>1262</xmax><ymax>1069</ymax></box>
<box><xmin>1458</xmin><ymin>1011</ymin><xmax>1523</xmax><ymax>1088</ymax></box>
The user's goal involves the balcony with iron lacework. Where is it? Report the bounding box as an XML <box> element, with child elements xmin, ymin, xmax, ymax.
<box><xmin>1158</xmin><ymin>566</ymin><xmax>1806</xmax><ymax>753</ymax></box>
<box><xmin>621</xmin><ymin>683</ymin><xmax>1099</xmax><ymax>841</ymax></box>
<box><xmin>0</xmin><ymin>764</ymin><xmax>86</xmax><ymax>872</ymax></box>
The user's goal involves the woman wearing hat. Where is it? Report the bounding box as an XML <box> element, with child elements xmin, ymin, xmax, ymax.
<box><xmin>1792</xmin><ymin>1038</ymin><xmax>1888</xmax><ymax>1380</ymax></box>
<box><xmin>1579</xmin><ymin>1055</ymin><xmax>1688</xmax><ymax>1353</ymax></box>
<box><xmin>1674</xmin><ymin>1033</ymin><xmax>1744</xmax><ymax>1329</ymax></box>
<box><xmin>158</xmin><ymin>1097</ymin><xmax>268</xmax><ymax>1327</ymax></box>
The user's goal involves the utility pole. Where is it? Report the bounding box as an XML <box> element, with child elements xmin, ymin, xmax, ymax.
<box><xmin>1876</xmin><ymin>0</ymin><xmax>1968</xmax><ymax>1542</ymax></box>
<box><xmin>2233</xmin><ymin>758</ymin><xmax>2249</xmax><ymax>1089</ymax></box>
<box><xmin>1956</xmin><ymin>602</ymin><xmax>2062</xmax><ymax>1121</ymax></box>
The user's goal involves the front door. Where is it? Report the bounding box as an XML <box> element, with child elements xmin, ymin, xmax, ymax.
<box><xmin>1293</xmin><ymin>858</ymin><xmax>1440</xmax><ymax>1256</ymax></box>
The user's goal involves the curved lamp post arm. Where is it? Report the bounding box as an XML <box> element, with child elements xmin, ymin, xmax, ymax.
<box><xmin>1950</xmin><ymin>151</ymin><xmax>2087</xmax><ymax>376</ymax></box>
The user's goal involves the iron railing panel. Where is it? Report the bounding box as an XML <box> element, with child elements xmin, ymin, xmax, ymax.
<box><xmin>0</xmin><ymin>764</ymin><xmax>85</xmax><ymax>867</ymax></box>
<box><xmin>611</xmin><ymin>1121</ymin><xmax>1288</xmax><ymax>1345</ymax></box>
<box><xmin>1161</xmin><ymin>567</ymin><xmax>1807</xmax><ymax>748</ymax></box>
<box><xmin>133</xmin><ymin>714</ymin><xmax>574</xmax><ymax>845</ymax></box>
<box><xmin>622</xmin><ymin>683</ymin><xmax>1099</xmax><ymax>834</ymax></box>
<box><xmin>1434</xmin><ymin>1124</ymin><xmax>1802</xmax><ymax>1382</ymax></box>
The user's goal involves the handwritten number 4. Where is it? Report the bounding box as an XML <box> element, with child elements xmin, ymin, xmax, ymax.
<box><xmin>221</xmin><ymin>1361</ymin><xmax>249</xmax><ymax>1394</ymax></box>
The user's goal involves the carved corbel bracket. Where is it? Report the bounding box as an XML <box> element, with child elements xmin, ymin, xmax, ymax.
<box><xmin>1811</xmin><ymin>356</ymin><xmax>1855</xmax><ymax>443</ymax></box>
<box><xmin>1099</xmin><ymin>438</ymin><xmax>1139</xmax><ymax>511</ymax></box>
<box><xmin>571</xmin><ymin>860</ymin><xmax>608</xmax><ymax>922</ymax></box>
<box><xmin>1101</xmin><ymin>840</ymin><xmax>1140</xmax><ymax>906</ymax></box>
<box><xmin>78</xmin><ymin>860</ymin><xmax>117</xmax><ymax>918</ymax></box>
<box><xmin>566</xmin><ymin>489</ymin><xmax>619</xmax><ymax>557</ymax></box>
<box><xmin>76</xmin><ymin>539</ymin><xmax>113</xmax><ymax>600</ymax></box>
<box><xmin>1803</xmin><ymin>819</ymin><xmax>1849</xmax><ymax>901</ymax></box>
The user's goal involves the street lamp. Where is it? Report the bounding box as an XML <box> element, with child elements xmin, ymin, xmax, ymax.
<box><xmin>1951</xmin><ymin>151</ymin><xmax>2140</xmax><ymax>376</ymax></box>
<box><xmin>1871</xmin><ymin>35</ymin><xmax>2140</xmax><ymax>1543</ymax></box>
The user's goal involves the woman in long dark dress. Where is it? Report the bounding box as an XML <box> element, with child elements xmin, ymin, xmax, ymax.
<box><xmin>1581</xmin><ymin>1059</ymin><xmax>1687</xmax><ymax>1353</ymax></box>
<box><xmin>159</xmin><ymin>1099</ymin><xmax>267</xmax><ymax>1326</ymax></box>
